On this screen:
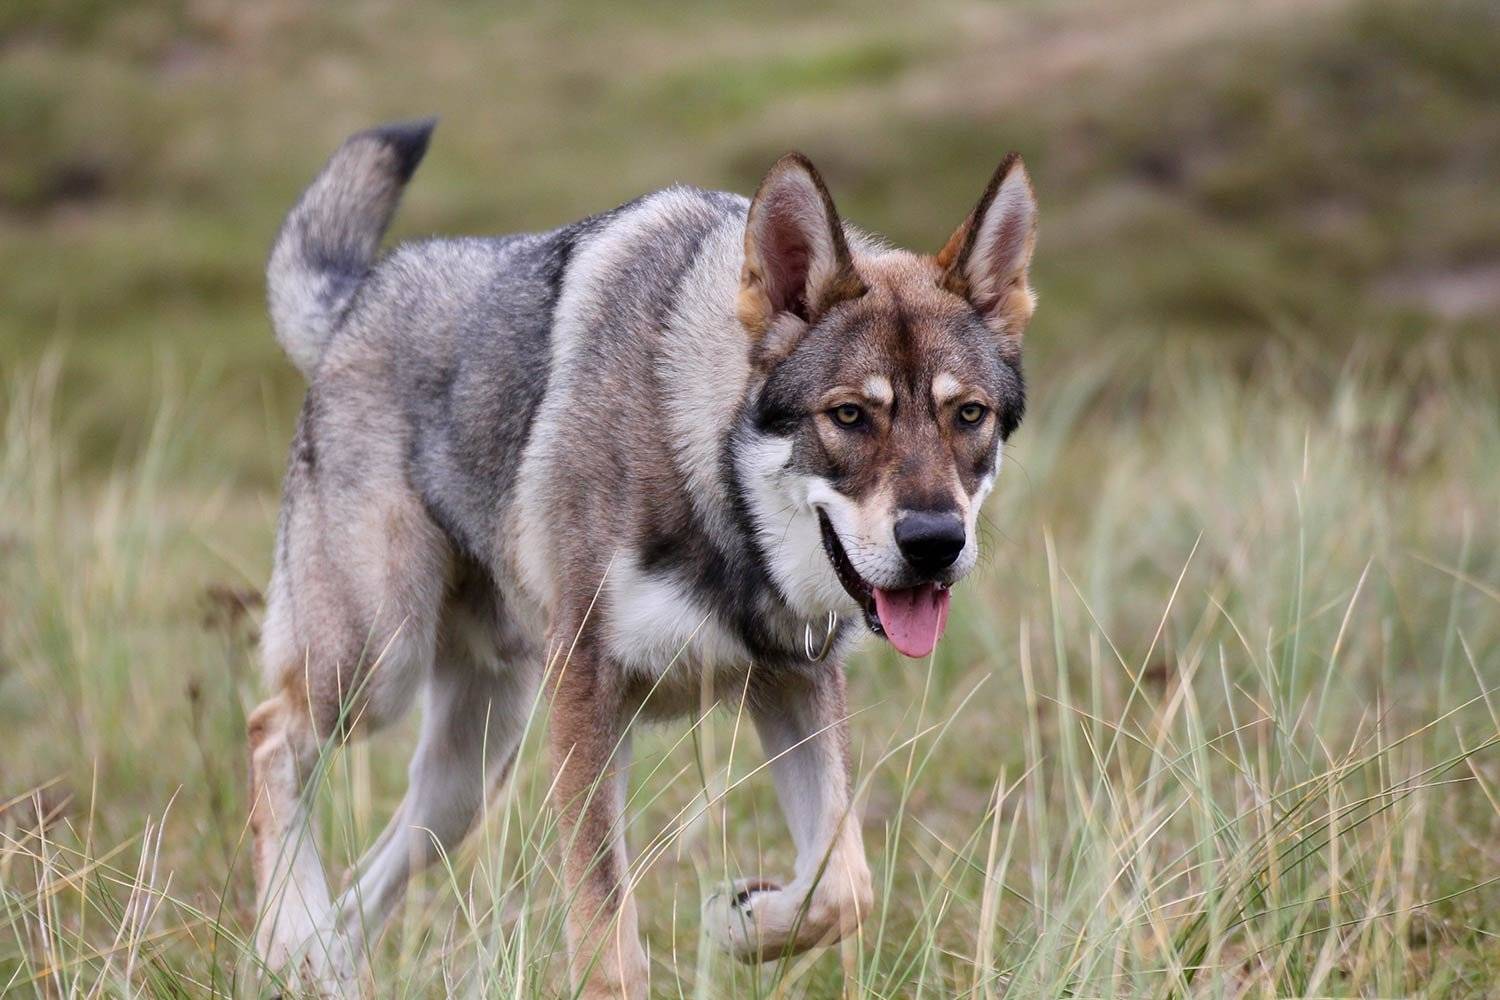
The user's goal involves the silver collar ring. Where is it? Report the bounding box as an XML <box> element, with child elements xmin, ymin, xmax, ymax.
<box><xmin>804</xmin><ymin>611</ymin><xmax>839</xmax><ymax>662</ymax></box>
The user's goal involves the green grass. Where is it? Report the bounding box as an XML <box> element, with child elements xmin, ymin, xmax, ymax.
<box><xmin>2</xmin><ymin>0</ymin><xmax>1499</xmax><ymax>996</ymax></box>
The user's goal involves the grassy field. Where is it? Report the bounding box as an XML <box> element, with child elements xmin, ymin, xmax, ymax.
<box><xmin>2</xmin><ymin>0</ymin><xmax>1498</xmax><ymax>996</ymax></box>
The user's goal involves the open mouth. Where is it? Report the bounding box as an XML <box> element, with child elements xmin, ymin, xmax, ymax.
<box><xmin>817</xmin><ymin>511</ymin><xmax>952</xmax><ymax>659</ymax></box>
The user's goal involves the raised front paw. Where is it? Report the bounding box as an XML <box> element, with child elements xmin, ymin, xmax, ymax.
<box><xmin>704</xmin><ymin>873</ymin><xmax>874</xmax><ymax>964</ymax></box>
<box><xmin>703</xmin><ymin>877</ymin><xmax>784</xmax><ymax>962</ymax></box>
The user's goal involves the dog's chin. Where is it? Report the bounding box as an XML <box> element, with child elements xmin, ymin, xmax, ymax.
<box><xmin>816</xmin><ymin>512</ymin><xmax>953</xmax><ymax>659</ymax></box>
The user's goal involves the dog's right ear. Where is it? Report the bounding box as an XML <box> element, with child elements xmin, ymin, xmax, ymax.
<box><xmin>937</xmin><ymin>154</ymin><xmax>1037</xmax><ymax>362</ymax></box>
<box><xmin>738</xmin><ymin>153</ymin><xmax>866</xmax><ymax>362</ymax></box>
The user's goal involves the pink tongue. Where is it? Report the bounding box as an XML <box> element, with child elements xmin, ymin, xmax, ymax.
<box><xmin>873</xmin><ymin>584</ymin><xmax>951</xmax><ymax>658</ymax></box>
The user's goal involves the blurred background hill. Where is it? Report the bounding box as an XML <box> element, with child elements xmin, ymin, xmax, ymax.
<box><xmin>2</xmin><ymin>0</ymin><xmax>1497</xmax><ymax>476</ymax></box>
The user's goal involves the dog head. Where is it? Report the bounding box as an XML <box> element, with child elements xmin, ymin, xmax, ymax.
<box><xmin>737</xmin><ymin>152</ymin><xmax>1036</xmax><ymax>658</ymax></box>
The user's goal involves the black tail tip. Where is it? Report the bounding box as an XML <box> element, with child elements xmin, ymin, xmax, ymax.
<box><xmin>359</xmin><ymin>117</ymin><xmax>438</xmax><ymax>182</ymax></box>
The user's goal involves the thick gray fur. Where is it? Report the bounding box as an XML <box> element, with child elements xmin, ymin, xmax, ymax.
<box><xmin>267</xmin><ymin>118</ymin><xmax>436</xmax><ymax>376</ymax></box>
<box><xmin>264</xmin><ymin>123</ymin><xmax>828</xmax><ymax>685</ymax></box>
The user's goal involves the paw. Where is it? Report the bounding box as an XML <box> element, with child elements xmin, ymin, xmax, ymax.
<box><xmin>702</xmin><ymin>877</ymin><xmax>784</xmax><ymax>963</ymax></box>
<box><xmin>259</xmin><ymin>917</ymin><xmax>366</xmax><ymax>997</ymax></box>
<box><xmin>704</xmin><ymin>874</ymin><xmax>873</xmax><ymax>963</ymax></box>
<box><xmin>573</xmin><ymin>938</ymin><xmax>650</xmax><ymax>1000</ymax></box>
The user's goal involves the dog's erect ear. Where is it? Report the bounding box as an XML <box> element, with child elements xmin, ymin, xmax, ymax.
<box><xmin>938</xmin><ymin>154</ymin><xmax>1037</xmax><ymax>356</ymax></box>
<box><xmin>738</xmin><ymin>153</ymin><xmax>866</xmax><ymax>356</ymax></box>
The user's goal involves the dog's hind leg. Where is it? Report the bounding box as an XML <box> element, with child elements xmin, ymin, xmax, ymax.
<box><xmin>333</xmin><ymin>614</ymin><xmax>539</xmax><ymax>954</ymax></box>
<box><xmin>250</xmin><ymin>481</ymin><xmax>449</xmax><ymax>994</ymax></box>
<box><xmin>247</xmin><ymin>684</ymin><xmax>340</xmax><ymax>989</ymax></box>
<box><xmin>704</xmin><ymin>662</ymin><xmax>873</xmax><ymax>962</ymax></box>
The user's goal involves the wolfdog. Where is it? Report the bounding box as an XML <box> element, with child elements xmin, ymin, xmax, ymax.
<box><xmin>248</xmin><ymin>118</ymin><xmax>1036</xmax><ymax>997</ymax></box>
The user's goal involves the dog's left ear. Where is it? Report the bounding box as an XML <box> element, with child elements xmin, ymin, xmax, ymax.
<box><xmin>938</xmin><ymin>154</ymin><xmax>1037</xmax><ymax>357</ymax></box>
<box><xmin>739</xmin><ymin>153</ymin><xmax>866</xmax><ymax>362</ymax></box>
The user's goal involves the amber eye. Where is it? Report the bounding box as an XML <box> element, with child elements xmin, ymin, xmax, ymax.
<box><xmin>831</xmin><ymin>404</ymin><xmax>865</xmax><ymax>427</ymax></box>
<box><xmin>957</xmin><ymin>402</ymin><xmax>987</xmax><ymax>425</ymax></box>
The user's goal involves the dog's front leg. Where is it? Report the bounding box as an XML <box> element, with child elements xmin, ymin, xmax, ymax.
<box><xmin>705</xmin><ymin>662</ymin><xmax>873</xmax><ymax>962</ymax></box>
<box><xmin>549</xmin><ymin>639</ymin><xmax>648</xmax><ymax>1000</ymax></box>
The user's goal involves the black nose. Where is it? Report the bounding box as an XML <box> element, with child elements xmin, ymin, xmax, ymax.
<box><xmin>894</xmin><ymin>511</ymin><xmax>966</xmax><ymax>575</ymax></box>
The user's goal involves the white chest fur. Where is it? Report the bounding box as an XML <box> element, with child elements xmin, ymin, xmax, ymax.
<box><xmin>602</xmin><ymin>553</ymin><xmax>750</xmax><ymax>676</ymax></box>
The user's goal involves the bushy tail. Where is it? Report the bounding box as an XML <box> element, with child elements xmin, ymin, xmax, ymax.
<box><xmin>267</xmin><ymin>118</ymin><xmax>436</xmax><ymax>377</ymax></box>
